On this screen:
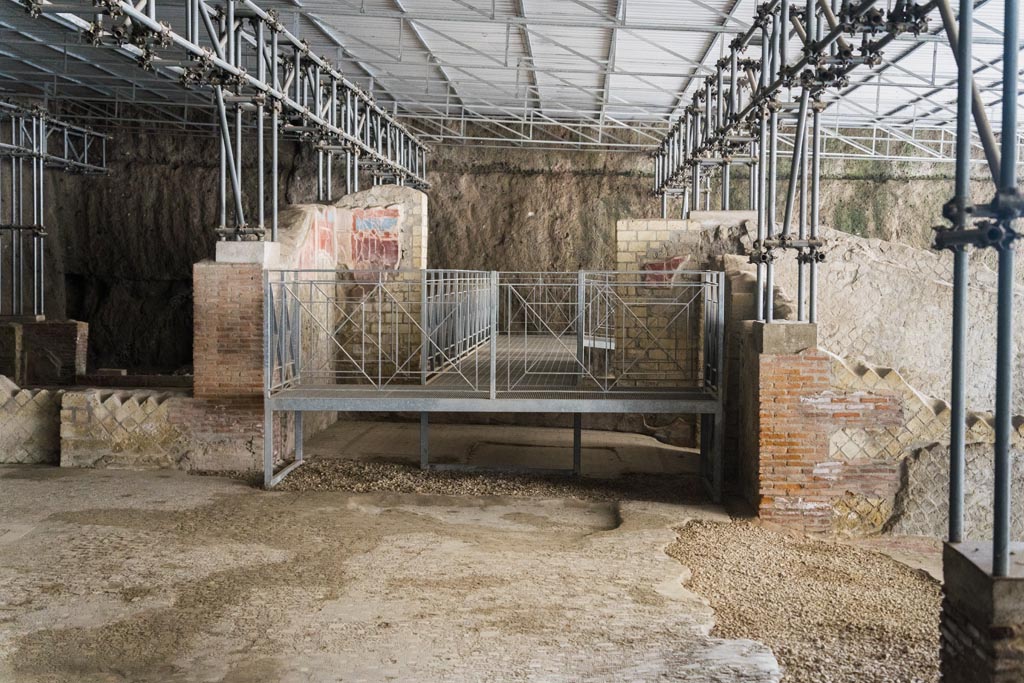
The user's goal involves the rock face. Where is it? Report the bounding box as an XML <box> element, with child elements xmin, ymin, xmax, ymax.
<box><xmin>425</xmin><ymin>146</ymin><xmax>663</xmax><ymax>271</ymax></box>
<box><xmin>26</xmin><ymin>128</ymin><xmax>969</xmax><ymax>373</ymax></box>
<box><xmin>29</xmin><ymin>130</ymin><xmax>324</xmax><ymax>373</ymax></box>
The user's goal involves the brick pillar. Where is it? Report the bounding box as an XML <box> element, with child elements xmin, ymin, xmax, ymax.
<box><xmin>0</xmin><ymin>323</ymin><xmax>23</xmax><ymax>383</ymax></box>
<box><xmin>736</xmin><ymin>321</ymin><xmax>902</xmax><ymax>533</ymax></box>
<box><xmin>1</xmin><ymin>320</ymin><xmax>88</xmax><ymax>385</ymax></box>
<box><xmin>941</xmin><ymin>542</ymin><xmax>1024</xmax><ymax>683</ymax></box>
<box><xmin>193</xmin><ymin>256</ymin><xmax>266</xmax><ymax>399</ymax></box>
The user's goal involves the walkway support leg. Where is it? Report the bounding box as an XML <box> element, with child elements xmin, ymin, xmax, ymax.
<box><xmin>264</xmin><ymin>409</ymin><xmax>274</xmax><ymax>489</ymax></box>
<box><xmin>573</xmin><ymin>413</ymin><xmax>582</xmax><ymax>475</ymax></box>
<box><xmin>420</xmin><ymin>412</ymin><xmax>429</xmax><ymax>470</ymax></box>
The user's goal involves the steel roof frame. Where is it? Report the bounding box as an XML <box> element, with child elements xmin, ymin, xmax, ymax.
<box><xmin>0</xmin><ymin>0</ymin><xmax>1017</xmax><ymax>153</ymax></box>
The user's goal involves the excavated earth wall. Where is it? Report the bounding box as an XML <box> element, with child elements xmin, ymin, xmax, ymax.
<box><xmin>20</xmin><ymin>131</ymin><xmax>975</xmax><ymax>373</ymax></box>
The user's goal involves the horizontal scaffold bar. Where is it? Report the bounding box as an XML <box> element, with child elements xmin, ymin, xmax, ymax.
<box><xmin>0</xmin><ymin>100</ymin><xmax>107</xmax><ymax>174</ymax></box>
<box><xmin>21</xmin><ymin>0</ymin><xmax>427</xmax><ymax>187</ymax></box>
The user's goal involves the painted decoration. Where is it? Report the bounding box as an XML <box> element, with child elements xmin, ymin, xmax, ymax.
<box><xmin>642</xmin><ymin>256</ymin><xmax>685</xmax><ymax>284</ymax></box>
<box><xmin>296</xmin><ymin>208</ymin><xmax>337</xmax><ymax>271</ymax></box>
<box><xmin>350</xmin><ymin>208</ymin><xmax>402</xmax><ymax>270</ymax></box>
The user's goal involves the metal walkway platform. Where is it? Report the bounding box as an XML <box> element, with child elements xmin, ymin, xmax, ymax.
<box><xmin>263</xmin><ymin>269</ymin><xmax>725</xmax><ymax>497</ymax></box>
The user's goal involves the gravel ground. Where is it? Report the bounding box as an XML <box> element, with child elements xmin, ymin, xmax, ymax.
<box><xmin>668</xmin><ymin>520</ymin><xmax>941</xmax><ymax>683</ymax></box>
<box><xmin>250</xmin><ymin>457</ymin><xmax>704</xmax><ymax>503</ymax></box>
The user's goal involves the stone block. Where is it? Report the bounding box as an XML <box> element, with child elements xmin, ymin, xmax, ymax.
<box><xmin>215</xmin><ymin>240</ymin><xmax>281</xmax><ymax>267</ymax></box>
<box><xmin>688</xmin><ymin>210</ymin><xmax>758</xmax><ymax>227</ymax></box>
<box><xmin>741</xmin><ymin>320</ymin><xmax>818</xmax><ymax>355</ymax></box>
<box><xmin>941</xmin><ymin>541</ymin><xmax>1024</xmax><ymax>683</ymax></box>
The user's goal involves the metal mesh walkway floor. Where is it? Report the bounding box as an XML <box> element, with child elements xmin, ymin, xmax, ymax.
<box><xmin>268</xmin><ymin>334</ymin><xmax>717</xmax><ymax>413</ymax></box>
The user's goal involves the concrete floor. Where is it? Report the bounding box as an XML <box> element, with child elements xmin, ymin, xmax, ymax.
<box><xmin>308</xmin><ymin>419</ymin><xmax>698</xmax><ymax>476</ymax></box>
<box><xmin>0</xmin><ymin>466</ymin><xmax>780</xmax><ymax>683</ymax></box>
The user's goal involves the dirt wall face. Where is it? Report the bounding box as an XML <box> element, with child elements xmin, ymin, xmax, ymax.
<box><xmin>42</xmin><ymin>130</ymin><xmax>329</xmax><ymax>373</ymax></box>
<box><xmin>425</xmin><ymin>145</ymin><xmax>969</xmax><ymax>276</ymax></box>
<box><xmin>40</xmin><ymin>131</ymin><xmax>969</xmax><ymax>372</ymax></box>
<box><xmin>425</xmin><ymin>146</ymin><xmax>669</xmax><ymax>272</ymax></box>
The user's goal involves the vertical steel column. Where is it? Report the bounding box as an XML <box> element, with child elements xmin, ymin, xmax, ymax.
<box><xmin>810</xmin><ymin>106</ymin><xmax>821</xmax><ymax>323</ymax></box>
<box><xmin>489</xmin><ymin>270</ymin><xmax>498</xmax><ymax>399</ymax></box>
<box><xmin>765</xmin><ymin>108</ymin><xmax>778</xmax><ymax>321</ymax></box>
<box><xmin>37</xmin><ymin>116</ymin><xmax>45</xmax><ymax>316</ymax></box>
<box><xmin>31</xmin><ymin>115</ymin><xmax>40</xmax><ymax>317</ymax></box>
<box><xmin>756</xmin><ymin>22</ymin><xmax>770</xmax><ymax>322</ymax></box>
<box><xmin>263</xmin><ymin>272</ymin><xmax>274</xmax><ymax>489</ymax></box>
<box><xmin>16</xmin><ymin>134</ymin><xmax>23</xmax><ymax>314</ymax></box>
<box><xmin>765</xmin><ymin>15</ymin><xmax>780</xmax><ymax>322</ymax></box>
<box><xmin>946</xmin><ymin>0</ymin><xmax>974</xmax><ymax>545</ymax></box>
<box><xmin>229</xmin><ymin>0</ymin><xmax>243</xmax><ymax>232</ymax></box>
<box><xmin>317</xmin><ymin>149</ymin><xmax>325</xmax><ymax>201</ymax></box>
<box><xmin>8</xmin><ymin>121</ymin><xmax>15</xmax><ymax>314</ymax></box>
<box><xmin>780</xmin><ymin>0</ymin><xmax>789</xmax><ymax>66</ymax></box>
<box><xmin>716</xmin><ymin>65</ymin><xmax>727</xmax><ymax>209</ymax></box>
<box><xmin>256</xmin><ymin>19</ymin><xmax>266</xmax><ymax>235</ymax></box>
<box><xmin>723</xmin><ymin>164</ymin><xmax>731</xmax><ymax>210</ymax></box>
<box><xmin>992</xmin><ymin>0</ymin><xmax>1019</xmax><ymax>577</ymax></box>
<box><xmin>271</xmin><ymin>28</ymin><xmax>279</xmax><ymax>241</ymax></box>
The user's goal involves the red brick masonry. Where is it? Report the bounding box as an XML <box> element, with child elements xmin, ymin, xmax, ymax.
<box><xmin>193</xmin><ymin>261</ymin><xmax>264</xmax><ymax>399</ymax></box>
<box><xmin>757</xmin><ymin>349</ymin><xmax>903</xmax><ymax>532</ymax></box>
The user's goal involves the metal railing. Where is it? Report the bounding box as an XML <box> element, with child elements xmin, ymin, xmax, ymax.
<box><xmin>265</xmin><ymin>268</ymin><xmax>724</xmax><ymax>398</ymax></box>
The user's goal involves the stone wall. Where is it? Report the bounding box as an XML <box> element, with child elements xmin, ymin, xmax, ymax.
<box><xmin>770</xmin><ymin>226</ymin><xmax>1024</xmax><ymax>416</ymax></box>
<box><xmin>0</xmin><ymin>376</ymin><xmax>61</xmax><ymax>464</ymax></box>
<box><xmin>59</xmin><ymin>389</ymin><xmax>287</xmax><ymax>471</ymax></box>
<box><xmin>829</xmin><ymin>349</ymin><xmax>1024</xmax><ymax>538</ymax></box>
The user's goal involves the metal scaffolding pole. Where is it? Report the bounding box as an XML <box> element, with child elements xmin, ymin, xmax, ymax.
<box><xmin>0</xmin><ymin>103</ymin><xmax>105</xmax><ymax>318</ymax></box>
<box><xmin>942</xmin><ymin>0</ymin><xmax>974</xmax><ymax>546</ymax></box>
<box><xmin>992</xmin><ymin>0</ymin><xmax>1019</xmax><ymax>577</ymax></box>
<box><xmin>652</xmin><ymin>0</ymin><xmax>942</xmax><ymax>325</ymax></box>
<box><xmin>55</xmin><ymin>0</ymin><xmax>429</xmax><ymax>240</ymax></box>
<box><xmin>809</xmin><ymin>106</ymin><xmax>821</xmax><ymax>324</ymax></box>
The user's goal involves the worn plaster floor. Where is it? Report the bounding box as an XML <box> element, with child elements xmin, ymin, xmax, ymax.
<box><xmin>0</xmin><ymin>466</ymin><xmax>781</xmax><ymax>683</ymax></box>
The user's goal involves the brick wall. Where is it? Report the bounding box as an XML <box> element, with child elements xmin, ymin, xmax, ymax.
<box><xmin>2</xmin><ymin>320</ymin><xmax>89</xmax><ymax>386</ymax></box>
<box><xmin>193</xmin><ymin>261</ymin><xmax>264</xmax><ymax>399</ymax></box>
<box><xmin>0</xmin><ymin>324</ymin><xmax>22</xmax><ymax>383</ymax></box>
<box><xmin>757</xmin><ymin>349</ymin><xmax>903</xmax><ymax>531</ymax></box>
<box><xmin>616</xmin><ymin>219</ymin><xmax>693</xmax><ymax>272</ymax></box>
<box><xmin>941</xmin><ymin>542</ymin><xmax>1024</xmax><ymax>683</ymax></box>
<box><xmin>736</xmin><ymin>321</ymin><xmax>905</xmax><ymax>533</ymax></box>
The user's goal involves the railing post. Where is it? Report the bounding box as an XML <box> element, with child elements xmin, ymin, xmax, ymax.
<box><xmin>716</xmin><ymin>271</ymin><xmax>725</xmax><ymax>392</ymax></box>
<box><xmin>420</xmin><ymin>269</ymin><xmax>428</xmax><ymax>384</ymax></box>
<box><xmin>263</xmin><ymin>269</ymin><xmax>274</xmax><ymax>488</ymax></box>
<box><xmin>291</xmin><ymin>276</ymin><xmax>301</xmax><ymax>385</ymax></box>
<box><xmin>577</xmin><ymin>270</ymin><xmax>586</xmax><ymax>375</ymax></box>
<box><xmin>489</xmin><ymin>271</ymin><xmax>498</xmax><ymax>399</ymax></box>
